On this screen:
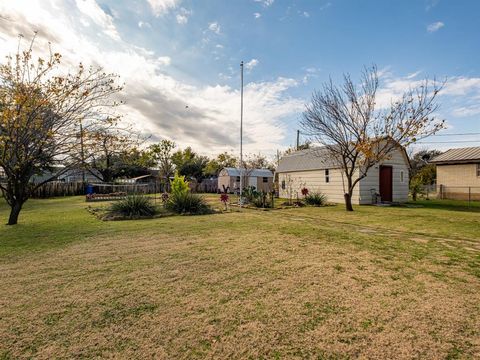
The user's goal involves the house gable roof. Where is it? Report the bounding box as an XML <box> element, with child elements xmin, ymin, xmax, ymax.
<box><xmin>276</xmin><ymin>147</ymin><xmax>342</xmax><ymax>173</ymax></box>
<box><xmin>277</xmin><ymin>142</ymin><xmax>410</xmax><ymax>173</ymax></box>
<box><xmin>221</xmin><ymin>167</ymin><xmax>273</xmax><ymax>177</ymax></box>
<box><xmin>430</xmin><ymin>147</ymin><xmax>480</xmax><ymax>164</ymax></box>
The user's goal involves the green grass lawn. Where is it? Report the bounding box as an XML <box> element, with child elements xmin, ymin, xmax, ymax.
<box><xmin>0</xmin><ymin>196</ymin><xmax>479</xmax><ymax>359</ymax></box>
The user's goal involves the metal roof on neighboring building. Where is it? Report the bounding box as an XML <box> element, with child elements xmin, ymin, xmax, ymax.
<box><xmin>430</xmin><ymin>147</ymin><xmax>480</xmax><ymax>164</ymax></box>
<box><xmin>276</xmin><ymin>147</ymin><xmax>342</xmax><ymax>173</ymax></box>
<box><xmin>221</xmin><ymin>167</ymin><xmax>273</xmax><ymax>177</ymax></box>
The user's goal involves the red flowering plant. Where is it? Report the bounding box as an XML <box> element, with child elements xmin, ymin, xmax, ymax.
<box><xmin>220</xmin><ymin>193</ymin><xmax>229</xmax><ymax>210</ymax></box>
<box><xmin>301</xmin><ymin>187</ymin><xmax>309</xmax><ymax>196</ymax></box>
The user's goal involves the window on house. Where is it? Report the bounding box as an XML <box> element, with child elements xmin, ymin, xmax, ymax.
<box><xmin>325</xmin><ymin>169</ymin><xmax>330</xmax><ymax>183</ymax></box>
<box><xmin>400</xmin><ymin>170</ymin><xmax>404</xmax><ymax>183</ymax></box>
<box><xmin>262</xmin><ymin>177</ymin><xmax>268</xmax><ymax>183</ymax></box>
<box><xmin>281</xmin><ymin>180</ymin><xmax>286</xmax><ymax>189</ymax></box>
<box><xmin>477</xmin><ymin>164</ymin><xmax>480</xmax><ymax>177</ymax></box>
<box><xmin>236</xmin><ymin>176</ymin><xmax>240</xmax><ymax>182</ymax></box>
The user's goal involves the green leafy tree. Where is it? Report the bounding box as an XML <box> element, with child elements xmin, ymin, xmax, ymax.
<box><xmin>409</xmin><ymin>149</ymin><xmax>442</xmax><ymax>185</ymax></box>
<box><xmin>172</xmin><ymin>147</ymin><xmax>209</xmax><ymax>185</ymax></box>
<box><xmin>83</xmin><ymin>125</ymin><xmax>143</xmax><ymax>183</ymax></box>
<box><xmin>204</xmin><ymin>152</ymin><xmax>237</xmax><ymax>176</ymax></box>
<box><xmin>148</xmin><ymin>140</ymin><xmax>176</xmax><ymax>190</ymax></box>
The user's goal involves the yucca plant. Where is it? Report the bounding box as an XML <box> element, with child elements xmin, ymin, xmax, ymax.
<box><xmin>304</xmin><ymin>192</ymin><xmax>327</xmax><ymax>206</ymax></box>
<box><xmin>110</xmin><ymin>195</ymin><xmax>157</xmax><ymax>217</ymax></box>
<box><xmin>167</xmin><ymin>192</ymin><xmax>212</xmax><ymax>215</ymax></box>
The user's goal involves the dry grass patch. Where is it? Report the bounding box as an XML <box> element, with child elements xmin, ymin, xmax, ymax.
<box><xmin>0</xmin><ymin>197</ymin><xmax>479</xmax><ymax>358</ymax></box>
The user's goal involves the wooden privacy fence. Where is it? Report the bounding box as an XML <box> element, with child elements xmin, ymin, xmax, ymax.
<box><xmin>29</xmin><ymin>179</ymin><xmax>218</xmax><ymax>199</ymax></box>
<box><xmin>31</xmin><ymin>182</ymin><xmax>160</xmax><ymax>199</ymax></box>
<box><xmin>31</xmin><ymin>181</ymin><xmax>86</xmax><ymax>198</ymax></box>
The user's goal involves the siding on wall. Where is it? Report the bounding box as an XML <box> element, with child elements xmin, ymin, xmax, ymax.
<box><xmin>277</xmin><ymin>168</ymin><xmax>359</xmax><ymax>204</ymax></box>
<box><xmin>255</xmin><ymin>177</ymin><xmax>274</xmax><ymax>192</ymax></box>
<box><xmin>437</xmin><ymin>164</ymin><xmax>480</xmax><ymax>193</ymax></box>
<box><xmin>358</xmin><ymin>149</ymin><xmax>410</xmax><ymax>204</ymax></box>
<box><xmin>437</xmin><ymin>164</ymin><xmax>480</xmax><ymax>189</ymax></box>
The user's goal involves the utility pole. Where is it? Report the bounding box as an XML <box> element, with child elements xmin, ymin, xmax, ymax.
<box><xmin>296</xmin><ymin>129</ymin><xmax>300</xmax><ymax>150</ymax></box>
<box><xmin>79</xmin><ymin>120</ymin><xmax>86</xmax><ymax>183</ymax></box>
<box><xmin>239</xmin><ymin>61</ymin><xmax>244</xmax><ymax>205</ymax></box>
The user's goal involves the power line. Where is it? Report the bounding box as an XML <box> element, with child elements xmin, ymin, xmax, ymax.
<box><xmin>416</xmin><ymin>140</ymin><xmax>480</xmax><ymax>144</ymax></box>
<box><xmin>431</xmin><ymin>132</ymin><xmax>480</xmax><ymax>137</ymax></box>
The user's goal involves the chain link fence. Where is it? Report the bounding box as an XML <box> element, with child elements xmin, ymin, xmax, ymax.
<box><xmin>438</xmin><ymin>185</ymin><xmax>480</xmax><ymax>202</ymax></box>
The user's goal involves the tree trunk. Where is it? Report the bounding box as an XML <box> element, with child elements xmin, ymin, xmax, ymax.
<box><xmin>7</xmin><ymin>200</ymin><xmax>23</xmax><ymax>225</ymax></box>
<box><xmin>344</xmin><ymin>193</ymin><xmax>354</xmax><ymax>211</ymax></box>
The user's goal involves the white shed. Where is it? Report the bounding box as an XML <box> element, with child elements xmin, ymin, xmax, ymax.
<box><xmin>276</xmin><ymin>146</ymin><xmax>410</xmax><ymax>204</ymax></box>
<box><xmin>218</xmin><ymin>167</ymin><xmax>274</xmax><ymax>193</ymax></box>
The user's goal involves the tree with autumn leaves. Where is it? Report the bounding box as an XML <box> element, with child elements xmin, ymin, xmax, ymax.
<box><xmin>302</xmin><ymin>66</ymin><xmax>445</xmax><ymax>211</ymax></box>
<box><xmin>0</xmin><ymin>36</ymin><xmax>123</xmax><ymax>224</ymax></box>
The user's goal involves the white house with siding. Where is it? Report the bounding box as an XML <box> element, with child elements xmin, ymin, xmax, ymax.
<box><xmin>276</xmin><ymin>146</ymin><xmax>410</xmax><ymax>204</ymax></box>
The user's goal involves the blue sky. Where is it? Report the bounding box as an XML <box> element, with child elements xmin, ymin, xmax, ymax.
<box><xmin>1</xmin><ymin>0</ymin><xmax>479</xmax><ymax>156</ymax></box>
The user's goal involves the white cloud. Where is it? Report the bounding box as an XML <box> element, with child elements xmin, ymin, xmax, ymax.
<box><xmin>426</xmin><ymin>0</ymin><xmax>440</xmax><ymax>11</ymax></box>
<box><xmin>374</xmin><ymin>71</ymin><xmax>480</xmax><ymax>134</ymax></box>
<box><xmin>451</xmin><ymin>105</ymin><xmax>480</xmax><ymax>117</ymax></box>
<box><xmin>245</xmin><ymin>58</ymin><xmax>259</xmax><ymax>71</ymax></box>
<box><xmin>147</xmin><ymin>0</ymin><xmax>180</xmax><ymax>17</ymax></box>
<box><xmin>443</xmin><ymin>77</ymin><xmax>480</xmax><ymax>95</ymax></box>
<box><xmin>427</xmin><ymin>21</ymin><xmax>444</xmax><ymax>33</ymax></box>
<box><xmin>302</xmin><ymin>11</ymin><xmax>310</xmax><ymax>18</ymax></box>
<box><xmin>176</xmin><ymin>7</ymin><xmax>191</xmax><ymax>24</ymax></box>
<box><xmin>319</xmin><ymin>2</ymin><xmax>331</xmax><ymax>11</ymax></box>
<box><xmin>254</xmin><ymin>0</ymin><xmax>274</xmax><ymax>7</ymax></box>
<box><xmin>0</xmin><ymin>1</ymin><xmax>302</xmax><ymax>155</ymax></box>
<box><xmin>138</xmin><ymin>21</ymin><xmax>151</xmax><ymax>29</ymax></box>
<box><xmin>157</xmin><ymin>56</ymin><xmax>171</xmax><ymax>66</ymax></box>
<box><xmin>75</xmin><ymin>0</ymin><xmax>120</xmax><ymax>40</ymax></box>
<box><xmin>208</xmin><ymin>21</ymin><xmax>221</xmax><ymax>34</ymax></box>
<box><xmin>253</xmin><ymin>12</ymin><xmax>261</xmax><ymax>19</ymax></box>
<box><xmin>215</xmin><ymin>44</ymin><xmax>224</xmax><ymax>49</ymax></box>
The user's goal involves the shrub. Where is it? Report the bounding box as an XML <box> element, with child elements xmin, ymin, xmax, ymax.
<box><xmin>251</xmin><ymin>191</ymin><xmax>273</xmax><ymax>208</ymax></box>
<box><xmin>170</xmin><ymin>173</ymin><xmax>189</xmax><ymax>197</ymax></box>
<box><xmin>409</xmin><ymin>178</ymin><xmax>424</xmax><ymax>201</ymax></box>
<box><xmin>167</xmin><ymin>192</ymin><xmax>212</xmax><ymax>215</ymax></box>
<box><xmin>110</xmin><ymin>195</ymin><xmax>157</xmax><ymax>217</ymax></box>
<box><xmin>242</xmin><ymin>186</ymin><xmax>259</xmax><ymax>202</ymax></box>
<box><xmin>304</xmin><ymin>192</ymin><xmax>327</xmax><ymax>206</ymax></box>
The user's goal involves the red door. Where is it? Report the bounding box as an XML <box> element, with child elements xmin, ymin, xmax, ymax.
<box><xmin>379</xmin><ymin>166</ymin><xmax>393</xmax><ymax>202</ymax></box>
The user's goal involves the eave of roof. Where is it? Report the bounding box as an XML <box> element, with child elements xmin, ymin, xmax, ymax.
<box><xmin>430</xmin><ymin>146</ymin><xmax>480</xmax><ymax>164</ymax></box>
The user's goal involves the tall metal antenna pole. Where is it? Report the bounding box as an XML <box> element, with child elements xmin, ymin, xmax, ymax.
<box><xmin>80</xmin><ymin>120</ymin><xmax>86</xmax><ymax>183</ymax></box>
<box><xmin>239</xmin><ymin>61</ymin><xmax>244</xmax><ymax>205</ymax></box>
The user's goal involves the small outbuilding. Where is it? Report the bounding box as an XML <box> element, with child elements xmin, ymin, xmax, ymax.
<box><xmin>430</xmin><ymin>146</ymin><xmax>480</xmax><ymax>200</ymax></box>
<box><xmin>276</xmin><ymin>145</ymin><xmax>410</xmax><ymax>204</ymax></box>
<box><xmin>218</xmin><ymin>167</ymin><xmax>274</xmax><ymax>193</ymax></box>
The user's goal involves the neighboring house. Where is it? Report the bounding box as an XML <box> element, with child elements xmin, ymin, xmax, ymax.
<box><xmin>117</xmin><ymin>174</ymin><xmax>155</xmax><ymax>184</ymax></box>
<box><xmin>31</xmin><ymin>167</ymin><xmax>101</xmax><ymax>184</ymax></box>
<box><xmin>276</xmin><ymin>146</ymin><xmax>410</xmax><ymax>204</ymax></box>
<box><xmin>218</xmin><ymin>167</ymin><xmax>274</xmax><ymax>193</ymax></box>
<box><xmin>430</xmin><ymin>146</ymin><xmax>480</xmax><ymax>200</ymax></box>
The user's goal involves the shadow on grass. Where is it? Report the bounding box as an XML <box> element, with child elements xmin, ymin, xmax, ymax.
<box><xmin>407</xmin><ymin>199</ymin><xmax>480</xmax><ymax>213</ymax></box>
